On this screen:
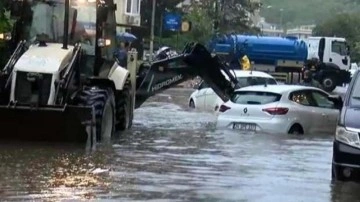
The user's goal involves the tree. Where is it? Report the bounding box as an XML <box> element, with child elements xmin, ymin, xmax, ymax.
<box><xmin>260</xmin><ymin>0</ymin><xmax>360</xmax><ymax>27</ymax></box>
<box><xmin>313</xmin><ymin>13</ymin><xmax>360</xmax><ymax>61</ymax></box>
<box><xmin>197</xmin><ymin>0</ymin><xmax>261</xmax><ymax>34</ymax></box>
<box><xmin>140</xmin><ymin>0</ymin><xmax>183</xmax><ymax>37</ymax></box>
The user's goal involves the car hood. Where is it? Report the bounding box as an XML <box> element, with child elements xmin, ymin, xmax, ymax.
<box><xmin>344</xmin><ymin>107</ymin><xmax>360</xmax><ymax>128</ymax></box>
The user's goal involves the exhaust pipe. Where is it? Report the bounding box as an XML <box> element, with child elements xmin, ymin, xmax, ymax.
<box><xmin>62</xmin><ymin>0</ymin><xmax>70</xmax><ymax>49</ymax></box>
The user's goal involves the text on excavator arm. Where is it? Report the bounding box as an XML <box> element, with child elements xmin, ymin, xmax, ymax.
<box><xmin>135</xmin><ymin>42</ymin><xmax>239</xmax><ymax>108</ymax></box>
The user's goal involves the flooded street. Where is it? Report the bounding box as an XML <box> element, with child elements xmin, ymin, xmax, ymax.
<box><xmin>0</xmin><ymin>88</ymin><xmax>359</xmax><ymax>202</ymax></box>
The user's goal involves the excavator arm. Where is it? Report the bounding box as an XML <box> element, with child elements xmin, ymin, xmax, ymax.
<box><xmin>135</xmin><ymin>42</ymin><xmax>239</xmax><ymax>108</ymax></box>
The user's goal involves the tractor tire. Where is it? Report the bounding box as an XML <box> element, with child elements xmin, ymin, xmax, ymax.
<box><xmin>116</xmin><ymin>81</ymin><xmax>133</xmax><ymax>130</ymax></box>
<box><xmin>321</xmin><ymin>75</ymin><xmax>337</xmax><ymax>92</ymax></box>
<box><xmin>76</xmin><ymin>86</ymin><xmax>116</xmax><ymax>142</ymax></box>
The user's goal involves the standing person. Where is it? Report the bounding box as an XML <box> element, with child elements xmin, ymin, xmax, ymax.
<box><xmin>299</xmin><ymin>69</ymin><xmax>323</xmax><ymax>88</ymax></box>
<box><xmin>114</xmin><ymin>41</ymin><xmax>130</xmax><ymax>68</ymax></box>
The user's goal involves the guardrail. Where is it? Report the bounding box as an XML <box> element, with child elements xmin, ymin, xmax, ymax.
<box><xmin>269</xmin><ymin>72</ymin><xmax>289</xmax><ymax>83</ymax></box>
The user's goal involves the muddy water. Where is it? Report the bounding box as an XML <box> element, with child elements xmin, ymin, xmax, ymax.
<box><xmin>0</xmin><ymin>88</ymin><xmax>359</xmax><ymax>202</ymax></box>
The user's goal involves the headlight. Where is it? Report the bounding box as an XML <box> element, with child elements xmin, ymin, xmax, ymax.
<box><xmin>335</xmin><ymin>126</ymin><xmax>360</xmax><ymax>146</ymax></box>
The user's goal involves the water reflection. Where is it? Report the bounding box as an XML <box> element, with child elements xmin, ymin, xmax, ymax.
<box><xmin>0</xmin><ymin>143</ymin><xmax>113</xmax><ymax>201</ymax></box>
<box><xmin>330</xmin><ymin>181</ymin><xmax>360</xmax><ymax>202</ymax></box>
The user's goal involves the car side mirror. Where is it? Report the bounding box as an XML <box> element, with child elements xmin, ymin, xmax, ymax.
<box><xmin>328</xmin><ymin>95</ymin><xmax>343</xmax><ymax>110</ymax></box>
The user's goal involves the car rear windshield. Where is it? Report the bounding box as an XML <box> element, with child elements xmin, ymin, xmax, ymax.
<box><xmin>237</xmin><ymin>77</ymin><xmax>277</xmax><ymax>88</ymax></box>
<box><xmin>231</xmin><ymin>91</ymin><xmax>282</xmax><ymax>105</ymax></box>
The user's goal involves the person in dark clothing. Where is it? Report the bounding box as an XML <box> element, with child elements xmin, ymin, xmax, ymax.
<box><xmin>299</xmin><ymin>69</ymin><xmax>323</xmax><ymax>88</ymax></box>
<box><xmin>114</xmin><ymin>41</ymin><xmax>130</xmax><ymax>68</ymax></box>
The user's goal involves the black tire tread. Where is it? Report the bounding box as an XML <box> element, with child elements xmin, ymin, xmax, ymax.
<box><xmin>116</xmin><ymin>80</ymin><xmax>133</xmax><ymax>130</ymax></box>
<box><xmin>75</xmin><ymin>86</ymin><xmax>115</xmax><ymax>141</ymax></box>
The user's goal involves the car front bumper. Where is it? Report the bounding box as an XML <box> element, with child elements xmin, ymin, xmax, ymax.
<box><xmin>216</xmin><ymin>115</ymin><xmax>291</xmax><ymax>134</ymax></box>
<box><xmin>332</xmin><ymin>140</ymin><xmax>360</xmax><ymax>181</ymax></box>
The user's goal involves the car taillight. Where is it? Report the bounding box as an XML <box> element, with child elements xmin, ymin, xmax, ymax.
<box><xmin>219</xmin><ymin>104</ymin><xmax>231</xmax><ymax>112</ymax></box>
<box><xmin>262</xmin><ymin>107</ymin><xmax>288</xmax><ymax>115</ymax></box>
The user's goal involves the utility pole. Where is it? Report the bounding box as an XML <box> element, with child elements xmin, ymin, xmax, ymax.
<box><xmin>212</xmin><ymin>0</ymin><xmax>219</xmax><ymax>35</ymax></box>
<box><xmin>149</xmin><ymin>0</ymin><xmax>156</xmax><ymax>61</ymax></box>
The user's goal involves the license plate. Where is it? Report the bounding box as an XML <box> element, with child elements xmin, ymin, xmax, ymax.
<box><xmin>233</xmin><ymin>123</ymin><xmax>256</xmax><ymax>131</ymax></box>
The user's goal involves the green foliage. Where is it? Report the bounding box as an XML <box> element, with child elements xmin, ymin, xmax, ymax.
<box><xmin>155</xmin><ymin>0</ymin><xmax>260</xmax><ymax>49</ymax></box>
<box><xmin>313</xmin><ymin>13</ymin><xmax>360</xmax><ymax>61</ymax></box>
<box><xmin>260</xmin><ymin>0</ymin><xmax>360</xmax><ymax>27</ymax></box>
<box><xmin>197</xmin><ymin>0</ymin><xmax>261</xmax><ymax>34</ymax></box>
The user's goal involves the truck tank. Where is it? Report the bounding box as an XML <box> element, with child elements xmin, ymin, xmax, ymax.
<box><xmin>208</xmin><ymin>35</ymin><xmax>308</xmax><ymax>66</ymax></box>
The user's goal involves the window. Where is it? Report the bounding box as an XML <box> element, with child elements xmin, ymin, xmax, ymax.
<box><xmin>311</xmin><ymin>91</ymin><xmax>334</xmax><ymax>108</ymax></box>
<box><xmin>125</xmin><ymin>0</ymin><xmax>141</xmax><ymax>16</ymax></box>
<box><xmin>198</xmin><ymin>81</ymin><xmax>209</xmax><ymax>90</ymax></box>
<box><xmin>237</xmin><ymin>77</ymin><xmax>277</xmax><ymax>88</ymax></box>
<box><xmin>289</xmin><ymin>90</ymin><xmax>312</xmax><ymax>106</ymax></box>
<box><xmin>331</xmin><ymin>41</ymin><xmax>347</xmax><ymax>56</ymax></box>
<box><xmin>231</xmin><ymin>91</ymin><xmax>282</xmax><ymax>105</ymax></box>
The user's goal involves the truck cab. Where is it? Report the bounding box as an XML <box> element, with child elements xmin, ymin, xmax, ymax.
<box><xmin>304</xmin><ymin>36</ymin><xmax>351</xmax><ymax>92</ymax></box>
<box><xmin>305</xmin><ymin>37</ymin><xmax>350</xmax><ymax>71</ymax></box>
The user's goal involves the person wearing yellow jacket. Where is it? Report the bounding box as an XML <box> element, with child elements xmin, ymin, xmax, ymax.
<box><xmin>240</xmin><ymin>55</ymin><xmax>251</xmax><ymax>70</ymax></box>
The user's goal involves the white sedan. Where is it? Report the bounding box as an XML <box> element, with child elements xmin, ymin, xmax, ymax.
<box><xmin>189</xmin><ymin>70</ymin><xmax>278</xmax><ymax>112</ymax></box>
<box><xmin>216</xmin><ymin>84</ymin><xmax>342</xmax><ymax>135</ymax></box>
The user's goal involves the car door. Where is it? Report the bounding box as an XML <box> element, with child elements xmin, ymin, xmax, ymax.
<box><xmin>203</xmin><ymin>88</ymin><xmax>220</xmax><ymax>111</ymax></box>
<box><xmin>310</xmin><ymin>90</ymin><xmax>340</xmax><ymax>134</ymax></box>
<box><xmin>193</xmin><ymin>81</ymin><xmax>210</xmax><ymax>110</ymax></box>
<box><xmin>289</xmin><ymin>90</ymin><xmax>324</xmax><ymax>134</ymax></box>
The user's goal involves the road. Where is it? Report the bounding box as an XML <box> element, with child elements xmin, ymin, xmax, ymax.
<box><xmin>0</xmin><ymin>87</ymin><xmax>359</xmax><ymax>202</ymax></box>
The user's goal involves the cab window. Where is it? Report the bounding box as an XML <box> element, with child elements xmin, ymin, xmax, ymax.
<box><xmin>331</xmin><ymin>41</ymin><xmax>347</xmax><ymax>56</ymax></box>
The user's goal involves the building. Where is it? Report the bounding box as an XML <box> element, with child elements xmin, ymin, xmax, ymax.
<box><xmin>286</xmin><ymin>25</ymin><xmax>315</xmax><ymax>39</ymax></box>
<box><xmin>115</xmin><ymin>0</ymin><xmax>142</xmax><ymax>33</ymax></box>
<box><xmin>257</xmin><ymin>17</ymin><xmax>284</xmax><ymax>36</ymax></box>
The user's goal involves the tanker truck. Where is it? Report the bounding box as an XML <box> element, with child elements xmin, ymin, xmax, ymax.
<box><xmin>208</xmin><ymin>34</ymin><xmax>352</xmax><ymax>92</ymax></box>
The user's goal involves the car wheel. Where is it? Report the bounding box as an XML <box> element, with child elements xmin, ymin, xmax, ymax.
<box><xmin>332</xmin><ymin>164</ymin><xmax>346</xmax><ymax>181</ymax></box>
<box><xmin>288</xmin><ymin>124</ymin><xmax>304</xmax><ymax>135</ymax></box>
<box><xmin>189</xmin><ymin>99</ymin><xmax>195</xmax><ymax>108</ymax></box>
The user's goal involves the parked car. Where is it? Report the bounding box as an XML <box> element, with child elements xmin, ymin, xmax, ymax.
<box><xmin>188</xmin><ymin>70</ymin><xmax>278</xmax><ymax>112</ymax></box>
<box><xmin>216</xmin><ymin>84</ymin><xmax>342</xmax><ymax>135</ymax></box>
<box><xmin>332</xmin><ymin>68</ymin><xmax>360</xmax><ymax>182</ymax></box>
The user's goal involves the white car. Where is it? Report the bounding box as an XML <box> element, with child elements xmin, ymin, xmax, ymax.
<box><xmin>216</xmin><ymin>84</ymin><xmax>341</xmax><ymax>135</ymax></box>
<box><xmin>189</xmin><ymin>70</ymin><xmax>278</xmax><ymax>112</ymax></box>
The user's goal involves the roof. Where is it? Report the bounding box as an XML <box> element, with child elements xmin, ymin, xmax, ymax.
<box><xmin>14</xmin><ymin>43</ymin><xmax>75</xmax><ymax>74</ymax></box>
<box><xmin>222</xmin><ymin>70</ymin><xmax>275</xmax><ymax>80</ymax></box>
<box><xmin>232</xmin><ymin>70</ymin><xmax>274</xmax><ymax>78</ymax></box>
<box><xmin>234</xmin><ymin>84</ymin><xmax>321</xmax><ymax>94</ymax></box>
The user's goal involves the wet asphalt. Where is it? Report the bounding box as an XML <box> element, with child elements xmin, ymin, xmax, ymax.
<box><xmin>0</xmin><ymin>87</ymin><xmax>359</xmax><ymax>202</ymax></box>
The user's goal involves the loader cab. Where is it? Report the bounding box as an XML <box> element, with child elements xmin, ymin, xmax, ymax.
<box><xmin>8</xmin><ymin>0</ymin><xmax>118</xmax><ymax>76</ymax></box>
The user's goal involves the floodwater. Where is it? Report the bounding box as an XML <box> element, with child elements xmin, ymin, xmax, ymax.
<box><xmin>0</xmin><ymin>88</ymin><xmax>359</xmax><ymax>202</ymax></box>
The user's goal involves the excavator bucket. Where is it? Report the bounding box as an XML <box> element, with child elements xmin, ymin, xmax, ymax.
<box><xmin>0</xmin><ymin>104</ymin><xmax>96</xmax><ymax>146</ymax></box>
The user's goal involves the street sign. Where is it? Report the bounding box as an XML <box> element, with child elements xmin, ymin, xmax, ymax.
<box><xmin>163</xmin><ymin>13</ymin><xmax>182</xmax><ymax>31</ymax></box>
<box><xmin>181</xmin><ymin>21</ymin><xmax>192</xmax><ymax>32</ymax></box>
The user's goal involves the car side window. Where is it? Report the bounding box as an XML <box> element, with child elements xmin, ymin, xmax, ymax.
<box><xmin>198</xmin><ymin>81</ymin><xmax>209</xmax><ymax>90</ymax></box>
<box><xmin>289</xmin><ymin>90</ymin><xmax>312</xmax><ymax>106</ymax></box>
<box><xmin>311</xmin><ymin>91</ymin><xmax>335</xmax><ymax>108</ymax></box>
